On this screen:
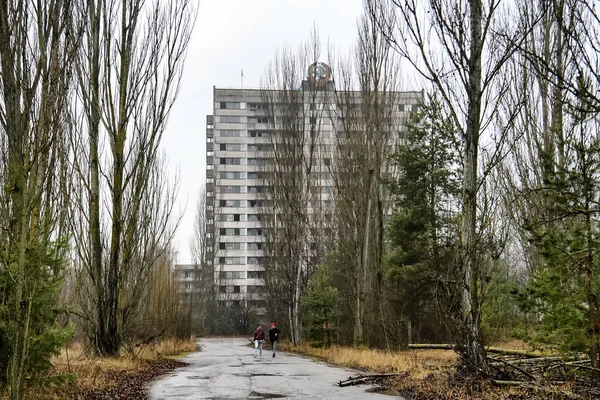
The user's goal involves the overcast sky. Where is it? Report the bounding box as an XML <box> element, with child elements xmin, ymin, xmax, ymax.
<box><xmin>162</xmin><ymin>0</ymin><xmax>366</xmax><ymax>264</ymax></box>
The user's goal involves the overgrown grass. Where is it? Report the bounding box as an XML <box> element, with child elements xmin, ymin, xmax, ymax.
<box><xmin>278</xmin><ymin>342</ymin><xmax>457</xmax><ymax>379</ymax></box>
<box><xmin>6</xmin><ymin>337</ymin><xmax>198</xmax><ymax>399</ymax></box>
<box><xmin>278</xmin><ymin>342</ymin><xmax>580</xmax><ymax>399</ymax></box>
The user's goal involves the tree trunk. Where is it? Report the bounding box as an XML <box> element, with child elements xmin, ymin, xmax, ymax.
<box><xmin>459</xmin><ymin>0</ymin><xmax>489</xmax><ymax>374</ymax></box>
<box><xmin>87</xmin><ymin>0</ymin><xmax>106</xmax><ymax>355</ymax></box>
<box><xmin>355</xmin><ymin>168</ymin><xmax>374</xmax><ymax>347</ymax></box>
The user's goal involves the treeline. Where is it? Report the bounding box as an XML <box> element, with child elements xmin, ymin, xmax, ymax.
<box><xmin>241</xmin><ymin>0</ymin><xmax>600</xmax><ymax>376</ymax></box>
<box><xmin>0</xmin><ymin>1</ymin><xmax>195</xmax><ymax>399</ymax></box>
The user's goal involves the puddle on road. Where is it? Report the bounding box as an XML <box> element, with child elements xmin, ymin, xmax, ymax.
<box><xmin>247</xmin><ymin>391</ymin><xmax>285</xmax><ymax>399</ymax></box>
<box><xmin>187</xmin><ymin>376</ymin><xmax>209</xmax><ymax>380</ymax></box>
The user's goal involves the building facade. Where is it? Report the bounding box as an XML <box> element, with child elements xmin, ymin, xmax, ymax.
<box><xmin>204</xmin><ymin>63</ymin><xmax>421</xmax><ymax>315</ymax></box>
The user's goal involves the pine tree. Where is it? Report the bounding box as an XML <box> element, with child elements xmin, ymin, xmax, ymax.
<box><xmin>386</xmin><ymin>94</ymin><xmax>462</xmax><ymax>343</ymax></box>
<box><xmin>301</xmin><ymin>267</ymin><xmax>341</xmax><ymax>348</ymax></box>
<box><xmin>520</xmin><ymin>77</ymin><xmax>600</xmax><ymax>368</ymax></box>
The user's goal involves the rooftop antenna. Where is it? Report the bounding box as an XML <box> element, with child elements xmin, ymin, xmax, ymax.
<box><xmin>241</xmin><ymin>69</ymin><xmax>244</xmax><ymax>89</ymax></box>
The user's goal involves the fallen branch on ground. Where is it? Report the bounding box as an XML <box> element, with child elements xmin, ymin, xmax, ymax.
<box><xmin>407</xmin><ymin>344</ymin><xmax>454</xmax><ymax>350</ymax></box>
<box><xmin>338</xmin><ymin>372</ymin><xmax>409</xmax><ymax>387</ymax></box>
<box><xmin>488</xmin><ymin>356</ymin><xmax>538</xmax><ymax>381</ymax></box>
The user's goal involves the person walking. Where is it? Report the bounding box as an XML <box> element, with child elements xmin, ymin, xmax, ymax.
<box><xmin>253</xmin><ymin>324</ymin><xmax>265</xmax><ymax>357</ymax></box>
<box><xmin>269</xmin><ymin>322</ymin><xmax>281</xmax><ymax>357</ymax></box>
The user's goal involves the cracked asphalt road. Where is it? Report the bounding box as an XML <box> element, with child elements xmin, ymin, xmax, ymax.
<box><xmin>149</xmin><ymin>337</ymin><xmax>400</xmax><ymax>399</ymax></box>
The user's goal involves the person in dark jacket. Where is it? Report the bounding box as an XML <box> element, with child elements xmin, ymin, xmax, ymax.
<box><xmin>268</xmin><ymin>322</ymin><xmax>281</xmax><ymax>357</ymax></box>
<box><xmin>253</xmin><ymin>324</ymin><xmax>265</xmax><ymax>357</ymax></box>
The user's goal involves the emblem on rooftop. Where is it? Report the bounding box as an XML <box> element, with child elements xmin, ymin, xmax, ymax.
<box><xmin>308</xmin><ymin>62</ymin><xmax>331</xmax><ymax>87</ymax></box>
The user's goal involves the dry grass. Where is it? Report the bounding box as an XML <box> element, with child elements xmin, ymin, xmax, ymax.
<box><xmin>278</xmin><ymin>342</ymin><xmax>582</xmax><ymax>399</ymax></box>
<box><xmin>135</xmin><ymin>337</ymin><xmax>199</xmax><ymax>359</ymax></box>
<box><xmin>279</xmin><ymin>343</ymin><xmax>457</xmax><ymax>379</ymax></box>
<box><xmin>47</xmin><ymin>337</ymin><xmax>197</xmax><ymax>389</ymax></box>
<box><xmin>5</xmin><ymin>337</ymin><xmax>198</xmax><ymax>399</ymax></box>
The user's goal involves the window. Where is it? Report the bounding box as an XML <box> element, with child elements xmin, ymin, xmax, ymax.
<box><xmin>310</xmin><ymin>116</ymin><xmax>317</xmax><ymax>124</ymax></box>
<box><xmin>247</xmin><ymin>172</ymin><xmax>258</xmax><ymax>180</ymax></box>
<box><xmin>247</xmin><ymin>186</ymin><xmax>258</xmax><ymax>194</ymax></box>
<box><xmin>219</xmin><ymin>242</ymin><xmax>241</xmax><ymax>250</ymax></box>
<box><xmin>247</xmin><ymin>285</ymin><xmax>265</xmax><ymax>294</ymax></box>
<box><xmin>219</xmin><ymin>144</ymin><xmax>243</xmax><ymax>151</ymax></box>
<box><xmin>233</xmin><ymin>214</ymin><xmax>240</xmax><ymax>222</ymax></box>
<box><xmin>219</xmin><ymin>158</ymin><xmax>242</xmax><ymax>165</ymax></box>
<box><xmin>220</xmin><ymin>257</ymin><xmax>245</xmax><ymax>265</ymax></box>
<box><xmin>233</xmin><ymin>286</ymin><xmax>241</xmax><ymax>293</ymax></box>
<box><xmin>247</xmin><ymin>242</ymin><xmax>263</xmax><ymax>250</ymax></box>
<box><xmin>219</xmin><ymin>171</ymin><xmax>243</xmax><ymax>179</ymax></box>
<box><xmin>247</xmin><ymin>228</ymin><xmax>262</xmax><ymax>236</ymax></box>
<box><xmin>324</xmin><ymin>158</ymin><xmax>331</xmax><ymax>166</ymax></box>
<box><xmin>248</xmin><ymin>103</ymin><xmax>267</xmax><ymax>110</ymax></box>
<box><xmin>248</xmin><ymin>214</ymin><xmax>260</xmax><ymax>222</ymax></box>
<box><xmin>219</xmin><ymin>228</ymin><xmax>241</xmax><ymax>236</ymax></box>
<box><xmin>248</xmin><ymin>200</ymin><xmax>263</xmax><ymax>208</ymax></box>
<box><xmin>220</xmin><ymin>200</ymin><xmax>241</xmax><ymax>207</ymax></box>
<box><xmin>219</xmin><ymin>186</ymin><xmax>242</xmax><ymax>194</ymax></box>
<box><xmin>248</xmin><ymin>271</ymin><xmax>264</xmax><ymax>279</ymax></box>
<box><xmin>219</xmin><ymin>116</ymin><xmax>241</xmax><ymax>123</ymax></box>
<box><xmin>219</xmin><ymin>101</ymin><xmax>241</xmax><ymax>109</ymax></box>
<box><xmin>218</xmin><ymin>271</ymin><xmax>245</xmax><ymax>279</ymax></box>
<box><xmin>412</xmin><ymin>104</ymin><xmax>419</xmax><ymax>111</ymax></box>
<box><xmin>218</xmin><ymin>130</ymin><xmax>243</xmax><ymax>137</ymax></box>
<box><xmin>248</xmin><ymin>257</ymin><xmax>263</xmax><ymax>265</ymax></box>
<box><xmin>218</xmin><ymin>286</ymin><xmax>227</xmax><ymax>293</ymax></box>
<box><xmin>248</xmin><ymin>144</ymin><xmax>258</xmax><ymax>152</ymax></box>
<box><xmin>247</xmin><ymin>158</ymin><xmax>259</xmax><ymax>165</ymax></box>
<box><xmin>184</xmin><ymin>271</ymin><xmax>190</xmax><ymax>278</ymax></box>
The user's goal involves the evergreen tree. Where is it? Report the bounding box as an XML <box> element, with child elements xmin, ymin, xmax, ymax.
<box><xmin>519</xmin><ymin>92</ymin><xmax>600</xmax><ymax>367</ymax></box>
<box><xmin>301</xmin><ymin>267</ymin><xmax>341</xmax><ymax>347</ymax></box>
<box><xmin>385</xmin><ymin>93</ymin><xmax>462</xmax><ymax>343</ymax></box>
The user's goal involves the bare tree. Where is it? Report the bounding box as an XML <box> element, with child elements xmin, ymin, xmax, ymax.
<box><xmin>71</xmin><ymin>0</ymin><xmax>195</xmax><ymax>356</ymax></box>
<box><xmin>260</xmin><ymin>32</ymin><xmax>334</xmax><ymax>344</ymax></box>
<box><xmin>329</xmin><ymin>5</ymin><xmax>402</xmax><ymax>347</ymax></box>
<box><xmin>190</xmin><ymin>183</ymin><xmax>219</xmax><ymax>335</ymax></box>
<box><xmin>370</xmin><ymin>0</ymin><xmax>522</xmax><ymax>372</ymax></box>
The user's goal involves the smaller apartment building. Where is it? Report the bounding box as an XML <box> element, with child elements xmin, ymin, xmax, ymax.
<box><xmin>173</xmin><ymin>264</ymin><xmax>202</xmax><ymax>297</ymax></box>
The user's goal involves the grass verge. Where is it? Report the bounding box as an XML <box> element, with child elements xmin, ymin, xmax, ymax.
<box><xmin>12</xmin><ymin>337</ymin><xmax>198</xmax><ymax>400</ymax></box>
<box><xmin>278</xmin><ymin>342</ymin><xmax>585</xmax><ymax>400</ymax></box>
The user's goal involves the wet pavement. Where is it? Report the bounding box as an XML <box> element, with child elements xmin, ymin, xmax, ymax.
<box><xmin>149</xmin><ymin>337</ymin><xmax>400</xmax><ymax>399</ymax></box>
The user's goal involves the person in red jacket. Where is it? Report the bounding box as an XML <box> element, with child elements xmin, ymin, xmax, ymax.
<box><xmin>253</xmin><ymin>324</ymin><xmax>265</xmax><ymax>357</ymax></box>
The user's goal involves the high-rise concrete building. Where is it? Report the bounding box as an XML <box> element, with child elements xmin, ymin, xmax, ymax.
<box><xmin>204</xmin><ymin>63</ymin><xmax>421</xmax><ymax>315</ymax></box>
